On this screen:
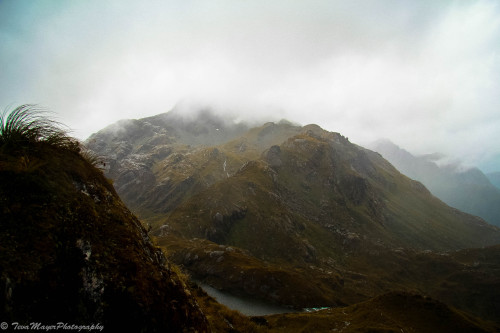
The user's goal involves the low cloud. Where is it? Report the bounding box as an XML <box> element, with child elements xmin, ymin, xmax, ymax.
<box><xmin>1</xmin><ymin>0</ymin><xmax>499</xmax><ymax>171</ymax></box>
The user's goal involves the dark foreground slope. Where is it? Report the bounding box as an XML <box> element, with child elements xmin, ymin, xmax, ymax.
<box><xmin>0</xmin><ymin>107</ymin><xmax>208</xmax><ymax>332</ymax></box>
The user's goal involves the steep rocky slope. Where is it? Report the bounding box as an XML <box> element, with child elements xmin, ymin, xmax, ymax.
<box><xmin>87</xmin><ymin>109</ymin><xmax>500</xmax><ymax>323</ymax></box>
<box><xmin>0</xmin><ymin>106</ymin><xmax>208</xmax><ymax>332</ymax></box>
<box><xmin>85</xmin><ymin>109</ymin><xmax>251</xmax><ymax>215</ymax></box>
<box><xmin>370</xmin><ymin>139</ymin><xmax>500</xmax><ymax>227</ymax></box>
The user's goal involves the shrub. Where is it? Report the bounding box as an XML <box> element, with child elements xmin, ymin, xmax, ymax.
<box><xmin>0</xmin><ymin>104</ymin><xmax>76</xmax><ymax>152</ymax></box>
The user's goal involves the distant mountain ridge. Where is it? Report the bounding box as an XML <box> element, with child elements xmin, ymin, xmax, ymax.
<box><xmin>3</xmin><ymin>105</ymin><xmax>497</xmax><ymax>332</ymax></box>
<box><xmin>86</xmin><ymin>108</ymin><xmax>500</xmax><ymax>323</ymax></box>
<box><xmin>487</xmin><ymin>171</ymin><xmax>500</xmax><ymax>190</ymax></box>
<box><xmin>369</xmin><ymin>139</ymin><xmax>500</xmax><ymax>227</ymax></box>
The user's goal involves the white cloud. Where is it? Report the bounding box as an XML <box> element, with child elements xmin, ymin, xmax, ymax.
<box><xmin>0</xmin><ymin>0</ymin><xmax>499</xmax><ymax>171</ymax></box>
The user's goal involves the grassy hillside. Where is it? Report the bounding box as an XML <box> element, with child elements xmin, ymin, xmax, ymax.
<box><xmin>87</xmin><ymin>109</ymin><xmax>500</xmax><ymax>324</ymax></box>
<box><xmin>191</xmin><ymin>283</ymin><xmax>498</xmax><ymax>333</ymax></box>
<box><xmin>0</xmin><ymin>105</ymin><xmax>208</xmax><ymax>332</ymax></box>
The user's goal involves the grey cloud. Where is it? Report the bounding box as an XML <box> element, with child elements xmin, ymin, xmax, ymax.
<box><xmin>0</xmin><ymin>0</ymin><xmax>499</xmax><ymax>171</ymax></box>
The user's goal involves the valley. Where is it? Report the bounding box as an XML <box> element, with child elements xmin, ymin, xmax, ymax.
<box><xmin>2</xmin><ymin>105</ymin><xmax>499</xmax><ymax>331</ymax></box>
<box><xmin>86</xmin><ymin>108</ymin><xmax>500</xmax><ymax>329</ymax></box>
<box><xmin>3</xmin><ymin>1</ymin><xmax>500</xmax><ymax>331</ymax></box>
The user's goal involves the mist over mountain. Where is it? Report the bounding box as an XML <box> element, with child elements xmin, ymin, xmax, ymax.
<box><xmin>3</xmin><ymin>0</ymin><xmax>500</xmax><ymax>329</ymax></box>
<box><xmin>5</xmin><ymin>106</ymin><xmax>497</xmax><ymax>331</ymax></box>
<box><xmin>487</xmin><ymin>172</ymin><xmax>500</xmax><ymax>190</ymax></box>
<box><xmin>87</xmin><ymin>108</ymin><xmax>500</xmax><ymax>326</ymax></box>
<box><xmin>3</xmin><ymin>1</ymin><xmax>500</xmax><ymax>176</ymax></box>
<box><xmin>369</xmin><ymin>139</ymin><xmax>500</xmax><ymax>227</ymax></box>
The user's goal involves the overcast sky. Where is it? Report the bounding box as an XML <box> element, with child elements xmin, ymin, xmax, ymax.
<box><xmin>1</xmin><ymin>0</ymin><xmax>499</xmax><ymax>172</ymax></box>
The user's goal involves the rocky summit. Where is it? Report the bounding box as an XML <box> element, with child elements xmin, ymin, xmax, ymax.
<box><xmin>87</xmin><ymin>108</ymin><xmax>500</xmax><ymax>328</ymax></box>
<box><xmin>2</xmin><ymin>106</ymin><xmax>498</xmax><ymax>332</ymax></box>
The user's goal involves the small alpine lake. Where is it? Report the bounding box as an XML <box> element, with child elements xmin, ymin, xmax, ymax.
<box><xmin>198</xmin><ymin>282</ymin><xmax>298</xmax><ymax>316</ymax></box>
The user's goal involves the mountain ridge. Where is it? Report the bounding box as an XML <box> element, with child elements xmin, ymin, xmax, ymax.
<box><xmin>86</xmin><ymin>108</ymin><xmax>500</xmax><ymax>324</ymax></box>
<box><xmin>487</xmin><ymin>171</ymin><xmax>500</xmax><ymax>190</ymax></box>
<box><xmin>369</xmin><ymin>139</ymin><xmax>500</xmax><ymax>227</ymax></box>
<box><xmin>3</xmin><ymin>105</ymin><xmax>498</xmax><ymax>332</ymax></box>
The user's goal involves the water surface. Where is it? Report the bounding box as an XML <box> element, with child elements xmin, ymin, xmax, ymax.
<box><xmin>199</xmin><ymin>283</ymin><xmax>296</xmax><ymax>316</ymax></box>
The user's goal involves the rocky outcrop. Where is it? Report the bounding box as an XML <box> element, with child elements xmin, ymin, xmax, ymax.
<box><xmin>0</xmin><ymin>140</ymin><xmax>209</xmax><ymax>332</ymax></box>
<box><xmin>87</xmin><ymin>109</ymin><xmax>500</xmax><ymax>324</ymax></box>
<box><xmin>263</xmin><ymin>145</ymin><xmax>282</xmax><ymax>168</ymax></box>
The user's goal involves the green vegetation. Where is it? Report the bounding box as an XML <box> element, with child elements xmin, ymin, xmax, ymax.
<box><xmin>189</xmin><ymin>281</ymin><xmax>497</xmax><ymax>332</ymax></box>
<box><xmin>0</xmin><ymin>106</ymin><xmax>208</xmax><ymax>331</ymax></box>
<box><xmin>2</xmin><ymin>106</ymin><xmax>499</xmax><ymax>331</ymax></box>
<box><xmin>262</xmin><ymin>292</ymin><xmax>497</xmax><ymax>333</ymax></box>
<box><xmin>0</xmin><ymin>104</ymin><xmax>76</xmax><ymax>151</ymax></box>
<box><xmin>86</xmin><ymin>110</ymin><xmax>500</xmax><ymax>328</ymax></box>
<box><xmin>0</xmin><ymin>104</ymin><xmax>103</xmax><ymax>170</ymax></box>
<box><xmin>157</xmin><ymin>236</ymin><xmax>344</xmax><ymax>309</ymax></box>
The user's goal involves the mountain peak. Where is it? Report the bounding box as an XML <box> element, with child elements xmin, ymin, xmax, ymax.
<box><xmin>86</xmin><ymin>110</ymin><xmax>500</xmax><ymax>324</ymax></box>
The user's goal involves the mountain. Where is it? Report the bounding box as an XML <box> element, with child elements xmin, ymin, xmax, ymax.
<box><xmin>369</xmin><ymin>139</ymin><xmax>500</xmax><ymax>227</ymax></box>
<box><xmin>86</xmin><ymin>108</ymin><xmax>500</xmax><ymax>325</ymax></box>
<box><xmin>487</xmin><ymin>172</ymin><xmax>500</xmax><ymax>190</ymax></box>
<box><xmin>0</xmin><ymin>106</ymin><xmax>208</xmax><ymax>332</ymax></box>
<box><xmin>3</xmin><ymin>106</ymin><xmax>497</xmax><ymax>332</ymax></box>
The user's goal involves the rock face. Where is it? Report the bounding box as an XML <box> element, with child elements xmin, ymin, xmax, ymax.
<box><xmin>87</xmin><ymin>108</ymin><xmax>500</xmax><ymax>323</ymax></box>
<box><xmin>91</xmin><ymin>117</ymin><xmax>500</xmax><ymax>252</ymax></box>
<box><xmin>85</xmin><ymin>110</ymin><xmax>249</xmax><ymax>213</ymax></box>
<box><xmin>0</xmin><ymin>133</ymin><xmax>208</xmax><ymax>331</ymax></box>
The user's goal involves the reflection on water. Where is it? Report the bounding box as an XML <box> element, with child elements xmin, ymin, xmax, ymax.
<box><xmin>199</xmin><ymin>283</ymin><xmax>296</xmax><ymax>316</ymax></box>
